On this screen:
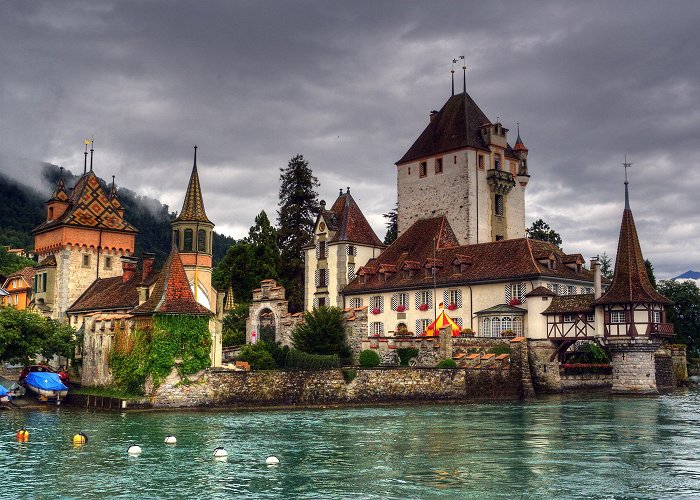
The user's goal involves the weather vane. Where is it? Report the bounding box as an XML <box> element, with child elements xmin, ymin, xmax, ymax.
<box><xmin>623</xmin><ymin>155</ymin><xmax>632</xmax><ymax>184</ymax></box>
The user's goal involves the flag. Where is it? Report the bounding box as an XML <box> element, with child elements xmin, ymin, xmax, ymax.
<box><xmin>84</xmin><ymin>139</ymin><xmax>92</xmax><ymax>145</ymax></box>
<box><xmin>438</xmin><ymin>302</ymin><xmax>444</xmax><ymax>309</ymax></box>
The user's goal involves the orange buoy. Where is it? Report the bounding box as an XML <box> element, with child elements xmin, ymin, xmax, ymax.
<box><xmin>16</xmin><ymin>429</ymin><xmax>29</xmax><ymax>442</ymax></box>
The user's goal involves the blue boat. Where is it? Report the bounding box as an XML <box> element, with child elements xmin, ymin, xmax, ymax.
<box><xmin>23</xmin><ymin>372</ymin><xmax>68</xmax><ymax>403</ymax></box>
<box><xmin>0</xmin><ymin>384</ymin><xmax>9</xmax><ymax>403</ymax></box>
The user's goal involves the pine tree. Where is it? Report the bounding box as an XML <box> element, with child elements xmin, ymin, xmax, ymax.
<box><xmin>246</xmin><ymin>210</ymin><xmax>280</xmax><ymax>283</ymax></box>
<box><xmin>526</xmin><ymin>219</ymin><xmax>562</xmax><ymax>247</ymax></box>
<box><xmin>383</xmin><ymin>205</ymin><xmax>398</xmax><ymax>245</ymax></box>
<box><xmin>599</xmin><ymin>252</ymin><xmax>613</xmax><ymax>279</ymax></box>
<box><xmin>277</xmin><ymin>154</ymin><xmax>319</xmax><ymax>312</ymax></box>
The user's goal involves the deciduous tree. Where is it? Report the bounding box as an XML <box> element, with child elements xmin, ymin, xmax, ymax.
<box><xmin>658</xmin><ymin>280</ymin><xmax>700</xmax><ymax>355</ymax></box>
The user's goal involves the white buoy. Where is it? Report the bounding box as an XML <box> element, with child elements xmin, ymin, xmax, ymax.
<box><xmin>127</xmin><ymin>444</ymin><xmax>142</xmax><ymax>455</ymax></box>
<box><xmin>164</xmin><ymin>436</ymin><xmax>177</xmax><ymax>444</ymax></box>
<box><xmin>213</xmin><ymin>447</ymin><xmax>228</xmax><ymax>459</ymax></box>
<box><xmin>266</xmin><ymin>455</ymin><xmax>280</xmax><ymax>466</ymax></box>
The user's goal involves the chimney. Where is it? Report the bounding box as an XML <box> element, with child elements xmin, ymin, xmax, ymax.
<box><xmin>121</xmin><ymin>256</ymin><xmax>138</xmax><ymax>283</ymax></box>
<box><xmin>590</xmin><ymin>258</ymin><xmax>602</xmax><ymax>299</ymax></box>
<box><xmin>142</xmin><ymin>252</ymin><xmax>155</xmax><ymax>281</ymax></box>
<box><xmin>429</xmin><ymin>110</ymin><xmax>438</xmax><ymax>122</ymax></box>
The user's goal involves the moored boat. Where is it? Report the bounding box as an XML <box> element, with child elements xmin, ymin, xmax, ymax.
<box><xmin>0</xmin><ymin>384</ymin><xmax>9</xmax><ymax>403</ymax></box>
<box><xmin>22</xmin><ymin>372</ymin><xmax>68</xmax><ymax>403</ymax></box>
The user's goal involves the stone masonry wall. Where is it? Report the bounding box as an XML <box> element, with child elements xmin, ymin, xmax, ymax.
<box><xmin>655</xmin><ymin>351</ymin><xmax>675</xmax><ymax>390</ymax></box>
<box><xmin>527</xmin><ymin>339</ymin><xmax>562</xmax><ymax>393</ymax></box>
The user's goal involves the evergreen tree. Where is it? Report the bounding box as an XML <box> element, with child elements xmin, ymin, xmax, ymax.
<box><xmin>598</xmin><ymin>252</ymin><xmax>613</xmax><ymax>279</ymax></box>
<box><xmin>246</xmin><ymin>211</ymin><xmax>280</xmax><ymax>282</ymax></box>
<box><xmin>383</xmin><ymin>205</ymin><xmax>398</xmax><ymax>245</ymax></box>
<box><xmin>526</xmin><ymin>219</ymin><xmax>562</xmax><ymax>247</ymax></box>
<box><xmin>291</xmin><ymin>306</ymin><xmax>351</xmax><ymax>363</ymax></box>
<box><xmin>277</xmin><ymin>154</ymin><xmax>319</xmax><ymax>312</ymax></box>
<box><xmin>645</xmin><ymin>259</ymin><xmax>657</xmax><ymax>288</ymax></box>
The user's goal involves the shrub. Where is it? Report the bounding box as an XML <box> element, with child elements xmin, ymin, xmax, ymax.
<box><xmin>397</xmin><ymin>347</ymin><xmax>419</xmax><ymax>366</ymax></box>
<box><xmin>238</xmin><ymin>343</ymin><xmax>276</xmax><ymax>370</ymax></box>
<box><xmin>286</xmin><ymin>348</ymin><xmax>340</xmax><ymax>370</ymax></box>
<box><xmin>437</xmin><ymin>358</ymin><xmax>457</xmax><ymax>368</ymax></box>
<box><xmin>359</xmin><ymin>349</ymin><xmax>380</xmax><ymax>367</ymax></box>
<box><xmin>342</xmin><ymin>368</ymin><xmax>357</xmax><ymax>383</ymax></box>
<box><xmin>488</xmin><ymin>345</ymin><xmax>511</xmax><ymax>355</ymax></box>
<box><xmin>291</xmin><ymin>306</ymin><xmax>351</xmax><ymax>364</ymax></box>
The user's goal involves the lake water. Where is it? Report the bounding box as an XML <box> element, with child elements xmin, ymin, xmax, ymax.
<box><xmin>2</xmin><ymin>389</ymin><xmax>700</xmax><ymax>499</ymax></box>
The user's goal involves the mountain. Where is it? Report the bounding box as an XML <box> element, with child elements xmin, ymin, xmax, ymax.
<box><xmin>0</xmin><ymin>165</ymin><xmax>235</xmax><ymax>268</ymax></box>
<box><xmin>673</xmin><ymin>270</ymin><xmax>700</xmax><ymax>281</ymax></box>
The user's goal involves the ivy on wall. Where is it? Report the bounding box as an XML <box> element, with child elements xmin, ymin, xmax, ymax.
<box><xmin>109</xmin><ymin>314</ymin><xmax>211</xmax><ymax>394</ymax></box>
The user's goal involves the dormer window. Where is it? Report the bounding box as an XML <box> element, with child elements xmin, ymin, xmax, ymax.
<box><xmin>548</xmin><ymin>258</ymin><xmax>557</xmax><ymax>270</ymax></box>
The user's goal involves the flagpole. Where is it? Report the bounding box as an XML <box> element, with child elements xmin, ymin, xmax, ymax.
<box><xmin>433</xmin><ymin>235</ymin><xmax>437</xmax><ymax>322</ymax></box>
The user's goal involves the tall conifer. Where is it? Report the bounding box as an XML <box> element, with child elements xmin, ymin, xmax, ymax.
<box><xmin>277</xmin><ymin>154</ymin><xmax>319</xmax><ymax>312</ymax></box>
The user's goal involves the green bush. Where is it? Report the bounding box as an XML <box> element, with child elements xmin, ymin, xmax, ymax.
<box><xmin>264</xmin><ymin>342</ymin><xmax>290</xmax><ymax>368</ymax></box>
<box><xmin>342</xmin><ymin>368</ymin><xmax>357</xmax><ymax>383</ymax></box>
<box><xmin>286</xmin><ymin>348</ymin><xmax>340</xmax><ymax>370</ymax></box>
<box><xmin>238</xmin><ymin>342</ymin><xmax>276</xmax><ymax>370</ymax></box>
<box><xmin>359</xmin><ymin>349</ymin><xmax>380</xmax><ymax>367</ymax></box>
<box><xmin>437</xmin><ymin>358</ymin><xmax>457</xmax><ymax>368</ymax></box>
<box><xmin>397</xmin><ymin>347</ymin><xmax>419</xmax><ymax>366</ymax></box>
<box><xmin>291</xmin><ymin>306</ymin><xmax>351</xmax><ymax>364</ymax></box>
<box><xmin>488</xmin><ymin>345</ymin><xmax>511</xmax><ymax>356</ymax></box>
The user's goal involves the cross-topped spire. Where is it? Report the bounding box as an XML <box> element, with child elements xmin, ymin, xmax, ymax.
<box><xmin>173</xmin><ymin>145</ymin><xmax>212</xmax><ymax>224</ymax></box>
<box><xmin>623</xmin><ymin>155</ymin><xmax>632</xmax><ymax>210</ymax></box>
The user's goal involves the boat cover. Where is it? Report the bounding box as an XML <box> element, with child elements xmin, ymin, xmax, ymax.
<box><xmin>24</xmin><ymin>372</ymin><xmax>68</xmax><ymax>391</ymax></box>
<box><xmin>0</xmin><ymin>385</ymin><xmax>8</xmax><ymax>397</ymax></box>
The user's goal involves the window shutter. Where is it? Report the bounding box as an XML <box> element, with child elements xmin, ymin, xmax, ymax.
<box><xmin>454</xmin><ymin>317</ymin><xmax>463</xmax><ymax>328</ymax></box>
<box><xmin>391</xmin><ymin>293</ymin><xmax>399</xmax><ymax>311</ymax></box>
<box><xmin>313</xmin><ymin>297</ymin><xmax>319</xmax><ymax>309</ymax></box>
<box><xmin>415</xmin><ymin>319</ymin><xmax>422</xmax><ymax>334</ymax></box>
<box><xmin>505</xmin><ymin>284</ymin><xmax>512</xmax><ymax>304</ymax></box>
<box><xmin>314</xmin><ymin>270</ymin><xmax>319</xmax><ymax>287</ymax></box>
<box><xmin>519</xmin><ymin>282</ymin><xmax>527</xmax><ymax>303</ymax></box>
<box><xmin>415</xmin><ymin>292</ymin><xmax>421</xmax><ymax>309</ymax></box>
<box><xmin>456</xmin><ymin>290</ymin><xmax>463</xmax><ymax>308</ymax></box>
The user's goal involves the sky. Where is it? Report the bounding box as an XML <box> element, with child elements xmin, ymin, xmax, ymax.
<box><xmin>1</xmin><ymin>0</ymin><xmax>699</xmax><ymax>279</ymax></box>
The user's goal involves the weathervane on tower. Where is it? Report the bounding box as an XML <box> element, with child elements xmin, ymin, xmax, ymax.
<box><xmin>623</xmin><ymin>155</ymin><xmax>632</xmax><ymax>209</ymax></box>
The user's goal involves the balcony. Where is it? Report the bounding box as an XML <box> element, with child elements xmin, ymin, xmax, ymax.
<box><xmin>486</xmin><ymin>169</ymin><xmax>515</xmax><ymax>194</ymax></box>
<box><xmin>650</xmin><ymin>323</ymin><xmax>674</xmax><ymax>336</ymax></box>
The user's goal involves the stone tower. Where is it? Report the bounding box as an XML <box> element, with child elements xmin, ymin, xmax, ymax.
<box><xmin>171</xmin><ymin>146</ymin><xmax>215</xmax><ymax>310</ymax></box>
<box><xmin>594</xmin><ymin>173</ymin><xmax>673</xmax><ymax>394</ymax></box>
<box><xmin>32</xmin><ymin>153</ymin><xmax>137</xmax><ymax>320</ymax></box>
<box><xmin>395</xmin><ymin>88</ymin><xmax>530</xmax><ymax>245</ymax></box>
<box><xmin>304</xmin><ymin>188</ymin><xmax>384</xmax><ymax>311</ymax></box>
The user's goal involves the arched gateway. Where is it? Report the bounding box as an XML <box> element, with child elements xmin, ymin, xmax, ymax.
<box><xmin>246</xmin><ymin>280</ymin><xmax>298</xmax><ymax>346</ymax></box>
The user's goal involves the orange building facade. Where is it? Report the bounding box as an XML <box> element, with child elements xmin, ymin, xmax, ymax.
<box><xmin>1</xmin><ymin>267</ymin><xmax>35</xmax><ymax>310</ymax></box>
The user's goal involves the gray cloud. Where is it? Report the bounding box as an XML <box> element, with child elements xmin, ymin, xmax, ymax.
<box><xmin>1</xmin><ymin>0</ymin><xmax>698</xmax><ymax>278</ymax></box>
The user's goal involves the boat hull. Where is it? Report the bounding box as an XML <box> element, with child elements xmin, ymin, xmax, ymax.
<box><xmin>26</xmin><ymin>384</ymin><xmax>68</xmax><ymax>401</ymax></box>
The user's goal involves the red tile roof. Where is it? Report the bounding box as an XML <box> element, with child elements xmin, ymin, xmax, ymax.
<box><xmin>344</xmin><ymin>217</ymin><xmax>596</xmax><ymax>294</ymax></box>
<box><xmin>320</xmin><ymin>191</ymin><xmax>383</xmax><ymax>247</ymax></box>
<box><xmin>594</xmin><ymin>208</ymin><xmax>672</xmax><ymax>306</ymax></box>
<box><xmin>526</xmin><ymin>286</ymin><xmax>556</xmax><ymax>297</ymax></box>
<box><xmin>5</xmin><ymin>267</ymin><xmax>35</xmax><ymax>287</ymax></box>
<box><xmin>132</xmin><ymin>247</ymin><xmax>212</xmax><ymax>316</ymax></box>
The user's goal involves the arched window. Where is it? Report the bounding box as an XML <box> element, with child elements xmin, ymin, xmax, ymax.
<box><xmin>183</xmin><ymin>229</ymin><xmax>193</xmax><ymax>252</ymax></box>
<box><xmin>491</xmin><ymin>317</ymin><xmax>501</xmax><ymax>337</ymax></box>
<box><xmin>198</xmin><ymin>229</ymin><xmax>206</xmax><ymax>253</ymax></box>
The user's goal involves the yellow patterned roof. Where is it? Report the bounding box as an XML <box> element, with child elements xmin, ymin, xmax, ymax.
<box><xmin>174</xmin><ymin>162</ymin><xmax>212</xmax><ymax>224</ymax></box>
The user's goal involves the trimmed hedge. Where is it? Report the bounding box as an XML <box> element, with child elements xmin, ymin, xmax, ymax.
<box><xmin>286</xmin><ymin>348</ymin><xmax>341</xmax><ymax>370</ymax></box>
<box><xmin>359</xmin><ymin>349</ymin><xmax>380</xmax><ymax>367</ymax></box>
<box><xmin>437</xmin><ymin>358</ymin><xmax>457</xmax><ymax>369</ymax></box>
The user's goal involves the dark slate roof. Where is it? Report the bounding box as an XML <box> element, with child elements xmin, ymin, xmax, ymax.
<box><xmin>526</xmin><ymin>286</ymin><xmax>556</xmax><ymax>297</ymax></box>
<box><xmin>343</xmin><ymin>217</ymin><xmax>596</xmax><ymax>295</ymax></box>
<box><xmin>594</xmin><ymin>208</ymin><xmax>672</xmax><ymax>306</ymax></box>
<box><xmin>132</xmin><ymin>247</ymin><xmax>212</xmax><ymax>316</ymax></box>
<box><xmin>397</xmin><ymin>92</ymin><xmax>492</xmax><ymax>164</ymax></box>
<box><xmin>324</xmin><ymin>191</ymin><xmax>383</xmax><ymax>246</ymax></box>
<box><xmin>543</xmin><ymin>294</ymin><xmax>595</xmax><ymax>314</ymax></box>
<box><xmin>33</xmin><ymin>171</ymin><xmax>137</xmax><ymax>235</ymax></box>
<box><xmin>475</xmin><ymin>304</ymin><xmax>527</xmax><ymax>315</ymax></box>
<box><xmin>174</xmin><ymin>151</ymin><xmax>212</xmax><ymax>225</ymax></box>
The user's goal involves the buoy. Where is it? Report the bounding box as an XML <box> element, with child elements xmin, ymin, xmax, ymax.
<box><xmin>73</xmin><ymin>432</ymin><xmax>88</xmax><ymax>446</ymax></box>
<box><xmin>16</xmin><ymin>429</ymin><xmax>29</xmax><ymax>442</ymax></box>
<box><xmin>164</xmin><ymin>435</ymin><xmax>177</xmax><ymax>445</ymax></box>
<box><xmin>127</xmin><ymin>444</ymin><xmax>142</xmax><ymax>455</ymax></box>
<box><xmin>266</xmin><ymin>455</ymin><xmax>280</xmax><ymax>465</ymax></box>
<box><xmin>213</xmin><ymin>447</ymin><xmax>228</xmax><ymax>459</ymax></box>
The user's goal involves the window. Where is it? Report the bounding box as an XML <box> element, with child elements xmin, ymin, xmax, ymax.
<box><xmin>507</xmin><ymin>283</ymin><xmax>526</xmax><ymax>305</ymax></box>
<box><xmin>502</xmin><ymin>316</ymin><xmax>512</xmax><ymax>332</ymax></box>
<box><xmin>563</xmin><ymin>315</ymin><xmax>574</xmax><ymax>323</ymax></box>
<box><xmin>370</xmin><ymin>296</ymin><xmax>383</xmax><ymax>313</ymax></box>
<box><xmin>371</xmin><ymin>322</ymin><xmax>384</xmax><ymax>337</ymax></box>
<box><xmin>478</xmin><ymin>155</ymin><xmax>484</xmax><ymax>169</ymax></box>
<box><xmin>419</xmin><ymin>162</ymin><xmax>427</xmax><ymax>177</ymax></box>
<box><xmin>416</xmin><ymin>290</ymin><xmax>432</xmax><ymax>308</ymax></box>
<box><xmin>408</xmin><ymin>166</ymin><xmax>411</xmax><ymax>175</ymax></box>
<box><xmin>513</xmin><ymin>317</ymin><xmax>522</xmax><ymax>336</ymax></box>
<box><xmin>567</xmin><ymin>285</ymin><xmax>577</xmax><ymax>295</ymax></box>
<box><xmin>482</xmin><ymin>317</ymin><xmax>491</xmax><ymax>337</ymax></box>
<box><xmin>652</xmin><ymin>311</ymin><xmax>661</xmax><ymax>324</ymax></box>
<box><xmin>183</xmin><ymin>229</ymin><xmax>193</xmax><ymax>252</ymax></box>
<box><xmin>348</xmin><ymin>264</ymin><xmax>355</xmax><ymax>281</ymax></box>
<box><xmin>198</xmin><ymin>229</ymin><xmax>207</xmax><ymax>253</ymax></box>
<box><xmin>611</xmin><ymin>311</ymin><xmax>625</xmax><ymax>324</ymax></box>
<box><xmin>82</xmin><ymin>254</ymin><xmax>91</xmax><ymax>268</ymax></box>
<box><xmin>587</xmin><ymin>314</ymin><xmax>595</xmax><ymax>322</ymax></box>
<box><xmin>435</xmin><ymin>157</ymin><xmax>443</xmax><ymax>174</ymax></box>
<box><xmin>445</xmin><ymin>289</ymin><xmax>462</xmax><ymax>308</ymax></box>
<box><xmin>491</xmin><ymin>317</ymin><xmax>502</xmax><ymax>337</ymax></box>
<box><xmin>317</xmin><ymin>269</ymin><xmax>328</xmax><ymax>288</ymax></box>
<box><xmin>317</xmin><ymin>241</ymin><xmax>327</xmax><ymax>259</ymax></box>
<box><xmin>347</xmin><ymin>245</ymin><xmax>356</xmax><ymax>256</ymax></box>
<box><xmin>42</xmin><ymin>273</ymin><xmax>47</xmax><ymax>292</ymax></box>
<box><xmin>416</xmin><ymin>318</ymin><xmax>431</xmax><ymax>334</ymax></box>
<box><xmin>396</xmin><ymin>293</ymin><xmax>408</xmax><ymax>309</ymax></box>
<box><xmin>495</xmin><ymin>194</ymin><xmax>504</xmax><ymax>216</ymax></box>
<box><xmin>349</xmin><ymin>297</ymin><xmax>363</xmax><ymax>309</ymax></box>
<box><xmin>48</xmin><ymin>207</ymin><xmax>54</xmax><ymax>220</ymax></box>
<box><xmin>547</xmin><ymin>283</ymin><xmax>558</xmax><ymax>294</ymax></box>
<box><xmin>104</xmin><ymin>256</ymin><xmax>112</xmax><ymax>270</ymax></box>
<box><xmin>494</xmin><ymin>155</ymin><xmax>501</xmax><ymax>170</ymax></box>
<box><xmin>318</xmin><ymin>297</ymin><xmax>326</xmax><ymax>307</ymax></box>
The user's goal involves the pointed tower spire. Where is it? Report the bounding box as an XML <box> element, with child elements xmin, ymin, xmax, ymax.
<box><xmin>623</xmin><ymin>155</ymin><xmax>632</xmax><ymax>210</ymax></box>
<box><xmin>513</xmin><ymin>123</ymin><xmax>528</xmax><ymax>152</ymax></box>
<box><xmin>174</xmin><ymin>145</ymin><xmax>212</xmax><ymax>224</ymax></box>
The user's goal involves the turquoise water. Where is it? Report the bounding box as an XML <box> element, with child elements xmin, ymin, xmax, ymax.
<box><xmin>2</xmin><ymin>389</ymin><xmax>700</xmax><ymax>499</ymax></box>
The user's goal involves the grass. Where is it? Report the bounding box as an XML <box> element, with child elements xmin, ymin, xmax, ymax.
<box><xmin>71</xmin><ymin>386</ymin><xmax>143</xmax><ymax>400</ymax></box>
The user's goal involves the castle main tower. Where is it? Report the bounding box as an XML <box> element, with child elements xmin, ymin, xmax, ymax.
<box><xmin>171</xmin><ymin>146</ymin><xmax>215</xmax><ymax>310</ymax></box>
<box><xmin>395</xmin><ymin>79</ymin><xmax>530</xmax><ymax>245</ymax></box>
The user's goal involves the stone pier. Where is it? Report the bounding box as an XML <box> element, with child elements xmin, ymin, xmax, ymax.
<box><xmin>604</xmin><ymin>337</ymin><xmax>663</xmax><ymax>394</ymax></box>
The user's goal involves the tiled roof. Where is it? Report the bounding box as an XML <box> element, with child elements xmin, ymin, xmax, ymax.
<box><xmin>543</xmin><ymin>294</ymin><xmax>595</xmax><ymax>314</ymax></box>
<box><xmin>397</xmin><ymin>92</ymin><xmax>492</xmax><ymax>164</ymax></box>
<box><xmin>132</xmin><ymin>247</ymin><xmax>212</xmax><ymax>316</ymax></box>
<box><xmin>67</xmin><ymin>275</ymin><xmax>141</xmax><ymax>313</ymax></box>
<box><xmin>526</xmin><ymin>286</ymin><xmax>556</xmax><ymax>297</ymax></box>
<box><xmin>33</xmin><ymin>171</ymin><xmax>137</xmax><ymax>234</ymax></box>
<box><xmin>36</xmin><ymin>255</ymin><xmax>57</xmax><ymax>268</ymax></box>
<box><xmin>344</xmin><ymin>217</ymin><xmax>596</xmax><ymax>294</ymax></box>
<box><xmin>5</xmin><ymin>266</ymin><xmax>35</xmax><ymax>287</ymax></box>
<box><xmin>594</xmin><ymin>208</ymin><xmax>672</xmax><ymax>306</ymax></box>
<box><xmin>174</xmin><ymin>151</ymin><xmax>212</xmax><ymax>225</ymax></box>
<box><xmin>475</xmin><ymin>304</ymin><xmax>527</xmax><ymax>315</ymax></box>
<box><xmin>322</xmin><ymin>191</ymin><xmax>383</xmax><ymax>247</ymax></box>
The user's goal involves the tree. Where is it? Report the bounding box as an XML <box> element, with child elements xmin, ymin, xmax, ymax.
<box><xmin>246</xmin><ymin>211</ymin><xmax>280</xmax><ymax>282</ymax></box>
<box><xmin>277</xmin><ymin>154</ymin><xmax>320</xmax><ymax>312</ymax></box>
<box><xmin>221</xmin><ymin>302</ymin><xmax>249</xmax><ymax>347</ymax></box>
<box><xmin>657</xmin><ymin>280</ymin><xmax>700</xmax><ymax>355</ymax></box>
<box><xmin>0</xmin><ymin>247</ymin><xmax>36</xmax><ymax>276</ymax></box>
<box><xmin>0</xmin><ymin>307</ymin><xmax>76</xmax><ymax>364</ymax></box>
<box><xmin>383</xmin><ymin>205</ymin><xmax>398</xmax><ymax>245</ymax></box>
<box><xmin>645</xmin><ymin>259</ymin><xmax>657</xmax><ymax>288</ymax></box>
<box><xmin>598</xmin><ymin>252</ymin><xmax>613</xmax><ymax>279</ymax></box>
<box><xmin>291</xmin><ymin>306</ymin><xmax>351</xmax><ymax>363</ymax></box>
<box><xmin>526</xmin><ymin>219</ymin><xmax>562</xmax><ymax>247</ymax></box>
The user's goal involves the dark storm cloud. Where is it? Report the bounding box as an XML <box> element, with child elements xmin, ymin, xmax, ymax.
<box><xmin>1</xmin><ymin>0</ymin><xmax>698</xmax><ymax>277</ymax></box>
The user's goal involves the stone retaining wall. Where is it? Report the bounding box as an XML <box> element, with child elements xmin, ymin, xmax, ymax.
<box><xmin>560</xmin><ymin>374</ymin><xmax>612</xmax><ymax>392</ymax></box>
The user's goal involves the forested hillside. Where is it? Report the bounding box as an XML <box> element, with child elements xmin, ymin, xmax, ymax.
<box><xmin>0</xmin><ymin>165</ymin><xmax>234</xmax><ymax>268</ymax></box>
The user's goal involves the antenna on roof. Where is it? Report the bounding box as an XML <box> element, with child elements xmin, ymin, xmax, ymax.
<box><xmin>623</xmin><ymin>155</ymin><xmax>632</xmax><ymax>210</ymax></box>
<box><xmin>451</xmin><ymin>59</ymin><xmax>457</xmax><ymax>96</ymax></box>
<box><xmin>89</xmin><ymin>137</ymin><xmax>94</xmax><ymax>172</ymax></box>
<box><xmin>193</xmin><ymin>145</ymin><xmax>198</xmax><ymax>167</ymax></box>
<box><xmin>460</xmin><ymin>56</ymin><xmax>466</xmax><ymax>94</ymax></box>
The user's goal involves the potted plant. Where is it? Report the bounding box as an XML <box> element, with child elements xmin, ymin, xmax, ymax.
<box><xmin>509</xmin><ymin>298</ymin><xmax>522</xmax><ymax>306</ymax></box>
<box><xmin>447</xmin><ymin>303</ymin><xmax>458</xmax><ymax>311</ymax></box>
<box><xmin>419</xmin><ymin>303</ymin><xmax>429</xmax><ymax>311</ymax></box>
<box><xmin>500</xmin><ymin>329</ymin><xmax>516</xmax><ymax>338</ymax></box>
<box><xmin>396</xmin><ymin>305</ymin><xmax>406</xmax><ymax>312</ymax></box>
<box><xmin>461</xmin><ymin>328</ymin><xmax>475</xmax><ymax>337</ymax></box>
<box><xmin>372</xmin><ymin>307</ymin><xmax>381</xmax><ymax>315</ymax></box>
